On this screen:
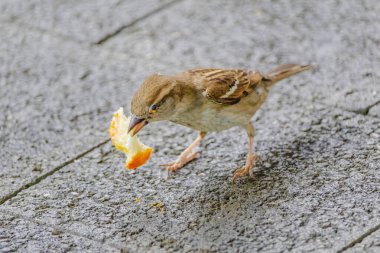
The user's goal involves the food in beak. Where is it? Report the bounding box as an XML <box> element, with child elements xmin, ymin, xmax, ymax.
<box><xmin>109</xmin><ymin>107</ymin><xmax>153</xmax><ymax>170</ymax></box>
<box><xmin>128</xmin><ymin>116</ymin><xmax>147</xmax><ymax>136</ymax></box>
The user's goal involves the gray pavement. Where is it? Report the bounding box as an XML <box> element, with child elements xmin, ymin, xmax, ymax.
<box><xmin>0</xmin><ymin>0</ymin><xmax>379</xmax><ymax>252</ymax></box>
<box><xmin>0</xmin><ymin>0</ymin><xmax>175</xmax><ymax>43</ymax></box>
<box><xmin>0</xmin><ymin>212</ymin><xmax>116</xmax><ymax>252</ymax></box>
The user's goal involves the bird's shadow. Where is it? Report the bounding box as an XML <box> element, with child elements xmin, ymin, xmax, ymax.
<box><xmin>190</xmin><ymin>124</ymin><xmax>339</xmax><ymax>217</ymax></box>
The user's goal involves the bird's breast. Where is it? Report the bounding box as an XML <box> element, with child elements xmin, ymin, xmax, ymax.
<box><xmin>170</xmin><ymin>103</ymin><xmax>253</xmax><ymax>132</ymax></box>
<box><xmin>170</xmin><ymin>87</ymin><xmax>269</xmax><ymax>132</ymax></box>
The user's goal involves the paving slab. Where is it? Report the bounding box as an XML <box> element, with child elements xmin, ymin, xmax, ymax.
<box><xmin>0</xmin><ymin>211</ymin><xmax>117</xmax><ymax>252</ymax></box>
<box><xmin>1</xmin><ymin>93</ymin><xmax>379</xmax><ymax>252</ymax></box>
<box><xmin>103</xmin><ymin>0</ymin><xmax>380</xmax><ymax>116</ymax></box>
<box><xmin>0</xmin><ymin>0</ymin><xmax>175</xmax><ymax>43</ymax></box>
<box><xmin>0</xmin><ymin>23</ymin><xmax>166</xmax><ymax>201</ymax></box>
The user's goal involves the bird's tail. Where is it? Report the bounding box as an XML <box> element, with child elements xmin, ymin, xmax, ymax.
<box><xmin>263</xmin><ymin>64</ymin><xmax>313</xmax><ymax>88</ymax></box>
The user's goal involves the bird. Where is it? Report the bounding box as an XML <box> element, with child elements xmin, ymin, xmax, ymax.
<box><xmin>127</xmin><ymin>64</ymin><xmax>312</xmax><ymax>182</ymax></box>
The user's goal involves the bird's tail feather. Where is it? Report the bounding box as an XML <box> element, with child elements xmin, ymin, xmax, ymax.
<box><xmin>264</xmin><ymin>64</ymin><xmax>313</xmax><ymax>88</ymax></box>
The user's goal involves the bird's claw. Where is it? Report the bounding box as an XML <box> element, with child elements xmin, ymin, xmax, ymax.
<box><xmin>232</xmin><ymin>154</ymin><xmax>259</xmax><ymax>183</ymax></box>
<box><xmin>159</xmin><ymin>162</ymin><xmax>183</xmax><ymax>173</ymax></box>
<box><xmin>232</xmin><ymin>166</ymin><xmax>254</xmax><ymax>183</ymax></box>
<box><xmin>160</xmin><ymin>151</ymin><xmax>202</xmax><ymax>172</ymax></box>
<box><xmin>167</xmin><ymin>163</ymin><xmax>182</xmax><ymax>172</ymax></box>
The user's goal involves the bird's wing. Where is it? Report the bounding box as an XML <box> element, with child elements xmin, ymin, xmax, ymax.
<box><xmin>189</xmin><ymin>68</ymin><xmax>261</xmax><ymax>105</ymax></box>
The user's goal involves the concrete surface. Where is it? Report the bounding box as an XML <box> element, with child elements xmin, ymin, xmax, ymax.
<box><xmin>0</xmin><ymin>212</ymin><xmax>116</xmax><ymax>252</ymax></box>
<box><xmin>0</xmin><ymin>0</ymin><xmax>379</xmax><ymax>252</ymax></box>
<box><xmin>0</xmin><ymin>0</ymin><xmax>175</xmax><ymax>43</ymax></box>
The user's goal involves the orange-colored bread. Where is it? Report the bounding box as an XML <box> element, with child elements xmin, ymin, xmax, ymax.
<box><xmin>109</xmin><ymin>108</ymin><xmax>152</xmax><ymax>170</ymax></box>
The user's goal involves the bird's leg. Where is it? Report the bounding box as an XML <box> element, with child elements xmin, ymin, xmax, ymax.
<box><xmin>232</xmin><ymin>123</ymin><xmax>257</xmax><ymax>183</ymax></box>
<box><xmin>165</xmin><ymin>131</ymin><xmax>206</xmax><ymax>172</ymax></box>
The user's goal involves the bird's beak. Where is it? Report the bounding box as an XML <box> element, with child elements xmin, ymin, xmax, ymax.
<box><xmin>128</xmin><ymin>116</ymin><xmax>148</xmax><ymax>136</ymax></box>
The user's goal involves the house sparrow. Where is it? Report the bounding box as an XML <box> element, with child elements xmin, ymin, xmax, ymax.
<box><xmin>128</xmin><ymin>64</ymin><xmax>312</xmax><ymax>182</ymax></box>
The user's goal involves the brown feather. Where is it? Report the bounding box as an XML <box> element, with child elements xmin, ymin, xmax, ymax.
<box><xmin>264</xmin><ymin>64</ymin><xmax>313</xmax><ymax>87</ymax></box>
<box><xmin>188</xmin><ymin>68</ymin><xmax>263</xmax><ymax>105</ymax></box>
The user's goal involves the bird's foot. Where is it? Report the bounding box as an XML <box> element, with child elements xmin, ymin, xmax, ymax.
<box><xmin>232</xmin><ymin>165</ymin><xmax>254</xmax><ymax>183</ymax></box>
<box><xmin>161</xmin><ymin>151</ymin><xmax>201</xmax><ymax>172</ymax></box>
<box><xmin>232</xmin><ymin>154</ymin><xmax>259</xmax><ymax>183</ymax></box>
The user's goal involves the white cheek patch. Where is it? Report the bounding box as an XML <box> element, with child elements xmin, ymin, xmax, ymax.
<box><xmin>220</xmin><ymin>79</ymin><xmax>239</xmax><ymax>98</ymax></box>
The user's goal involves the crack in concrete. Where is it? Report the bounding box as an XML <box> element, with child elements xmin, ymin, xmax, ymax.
<box><xmin>1</xmin><ymin>0</ymin><xmax>184</xmax><ymax>47</ymax></box>
<box><xmin>321</xmin><ymin>101</ymin><xmax>379</xmax><ymax>119</ymax></box>
<box><xmin>0</xmin><ymin>208</ymin><xmax>126</xmax><ymax>251</ymax></box>
<box><xmin>0</xmin><ymin>139</ymin><xmax>110</xmax><ymax>206</ymax></box>
<box><xmin>1</xmin><ymin>20</ymin><xmax>143</xmax><ymax>69</ymax></box>
<box><xmin>337</xmin><ymin>223</ymin><xmax>380</xmax><ymax>252</ymax></box>
<box><xmin>349</xmin><ymin>99</ymin><xmax>380</xmax><ymax>116</ymax></box>
<box><xmin>280</xmin><ymin>92</ymin><xmax>380</xmax><ymax>120</ymax></box>
<box><xmin>95</xmin><ymin>0</ymin><xmax>184</xmax><ymax>45</ymax></box>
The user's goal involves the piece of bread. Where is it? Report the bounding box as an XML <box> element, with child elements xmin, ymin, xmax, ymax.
<box><xmin>109</xmin><ymin>108</ymin><xmax>152</xmax><ymax>169</ymax></box>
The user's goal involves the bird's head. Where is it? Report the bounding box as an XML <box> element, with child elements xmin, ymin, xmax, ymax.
<box><xmin>128</xmin><ymin>74</ymin><xmax>182</xmax><ymax>136</ymax></box>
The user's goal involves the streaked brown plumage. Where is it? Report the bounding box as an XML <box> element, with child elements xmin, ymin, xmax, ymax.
<box><xmin>128</xmin><ymin>64</ymin><xmax>312</xmax><ymax>182</ymax></box>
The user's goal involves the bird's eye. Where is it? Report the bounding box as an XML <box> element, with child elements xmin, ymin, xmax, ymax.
<box><xmin>149</xmin><ymin>104</ymin><xmax>158</xmax><ymax>113</ymax></box>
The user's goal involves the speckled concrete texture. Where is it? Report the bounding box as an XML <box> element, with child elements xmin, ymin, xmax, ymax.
<box><xmin>1</xmin><ymin>0</ymin><xmax>379</xmax><ymax>252</ymax></box>
<box><xmin>0</xmin><ymin>211</ymin><xmax>118</xmax><ymax>252</ymax></box>
<box><xmin>0</xmin><ymin>0</ymin><xmax>175</xmax><ymax>43</ymax></box>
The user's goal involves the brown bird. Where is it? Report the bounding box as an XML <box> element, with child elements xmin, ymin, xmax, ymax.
<box><xmin>128</xmin><ymin>64</ymin><xmax>312</xmax><ymax>182</ymax></box>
